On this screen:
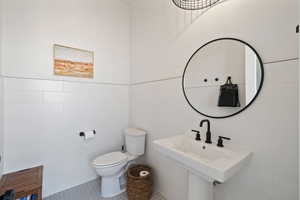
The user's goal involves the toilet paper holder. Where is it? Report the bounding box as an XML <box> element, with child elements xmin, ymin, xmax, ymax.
<box><xmin>79</xmin><ymin>130</ymin><xmax>96</xmax><ymax>137</ymax></box>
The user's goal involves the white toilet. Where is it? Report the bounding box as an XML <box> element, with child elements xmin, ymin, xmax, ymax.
<box><xmin>92</xmin><ymin>128</ymin><xmax>146</xmax><ymax>198</ymax></box>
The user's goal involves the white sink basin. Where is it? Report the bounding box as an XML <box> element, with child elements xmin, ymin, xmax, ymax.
<box><xmin>153</xmin><ymin>134</ymin><xmax>252</xmax><ymax>183</ymax></box>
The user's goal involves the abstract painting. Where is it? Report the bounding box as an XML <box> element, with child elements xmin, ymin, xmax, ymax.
<box><xmin>54</xmin><ymin>44</ymin><xmax>94</xmax><ymax>78</ymax></box>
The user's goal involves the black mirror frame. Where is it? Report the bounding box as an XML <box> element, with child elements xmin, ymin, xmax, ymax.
<box><xmin>182</xmin><ymin>38</ymin><xmax>264</xmax><ymax>119</ymax></box>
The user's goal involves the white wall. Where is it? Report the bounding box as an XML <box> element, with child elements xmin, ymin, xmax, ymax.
<box><xmin>4</xmin><ymin>79</ymin><xmax>129</xmax><ymax>196</ymax></box>
<box><xmin>130</xmin><ymin>0</ymin><xmax>299</xmax><ymax>200</ymax></box>
<box><xmin>0</xmin><ymin>0</ymin><xmax>4</xmax><ymax>179</ymax></box>
<box><xmin>299</xmin><ymin>0</ymin><xmax>300</xmax><ymax>195</ymax></box>
<box><xmin>130</xmin><ymin>0</ymin><xmax>297</xmax><ymax>83</ymax></box>
<box><xmin>2</xmin><ymin>0</ymin><xmax>130</xmax><ymax>84</ymax></box>
<box><xmin>245</xmin><ymin>46</ymin><xmax>259</xmax><ymax>104</ymax></box>
<box><xmin>0</xmin><ymin>77</ymin><xmax>3</xmax><ymax>180</ymax></box>
<box><xmin>1</xmin><ymin>0</ymin><xmax>131</xmax><ymax>197</ymax></box>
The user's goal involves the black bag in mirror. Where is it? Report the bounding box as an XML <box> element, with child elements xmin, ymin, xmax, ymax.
<box><xmin>218</xmin><ymin>77</ymin><xmax>240</xmax><ymax>107</ymax></box>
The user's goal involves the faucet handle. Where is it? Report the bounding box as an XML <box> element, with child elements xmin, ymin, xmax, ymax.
<box><xmin>217</xmin><ymin>136</ymin><xmax>231</xmax><ymax>147</ymax></box>
<box><xmin>192</xmin><ymin>130</ymin><xmax>201</xmax><ymax>141</ymax></box>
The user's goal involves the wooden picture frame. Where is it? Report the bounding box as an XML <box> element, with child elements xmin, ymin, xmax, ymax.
<box><xmin>53</xmin><ymin>44</ymin><xmax>94</xmax><ymax>78</ymax></box>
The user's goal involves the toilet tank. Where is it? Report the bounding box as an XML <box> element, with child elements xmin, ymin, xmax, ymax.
<box><xmin>125</xmin><ymin>128</ymin><xmax>146</xmax><ymax>156</ymax></box>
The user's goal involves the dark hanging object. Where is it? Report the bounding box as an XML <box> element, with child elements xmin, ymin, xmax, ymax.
<box><xmin>172</xmin><ymin>0</ymin><xmax>220</xmax><ymax>10</ymax></box>
<box><xmin>0</xmin><ymin>190</ymin><xmax>15</xmax><ymax>200</ymax></box>
<box><xmin>218</xmin><ymin>77</ymin><xmax>241</xmax><ymax>107</ymax></box>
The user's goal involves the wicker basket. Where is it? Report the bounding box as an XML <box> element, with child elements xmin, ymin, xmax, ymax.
<box><xmin>127</xmin><ymin>165</ymin><xmax>153</xmax><ymax>200</ymax></box>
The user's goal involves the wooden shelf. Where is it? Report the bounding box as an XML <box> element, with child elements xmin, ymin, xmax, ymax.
<box><xmin>0</xmin><ymin>166</ymin><xmax>43</xmax><ymax>200</ymax></box>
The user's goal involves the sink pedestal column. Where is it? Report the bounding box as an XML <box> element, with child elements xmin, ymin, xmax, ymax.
<box><xmin>188</xmin><ymin>172</ymin><xmax>214</xmax><ymax>200</ymax></box>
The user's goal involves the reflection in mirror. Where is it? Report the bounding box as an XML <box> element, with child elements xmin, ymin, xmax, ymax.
<box><xmin>183</xmin><ymin>38</ymin><xmax>264</xmax><ymax>118</ymax></box>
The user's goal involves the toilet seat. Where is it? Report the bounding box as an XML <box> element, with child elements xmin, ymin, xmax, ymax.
<box><xmin>93</xmin><ymin>151</ymin><xmax>128</xmax><ymax>167</ymax></box>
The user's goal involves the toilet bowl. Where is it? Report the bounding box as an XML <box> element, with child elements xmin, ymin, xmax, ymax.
<box><xmin>92</xmin><ymin>128</ymin><xmax>146</xmax><ymax>198</ymax></box>
<box><xmin>93</xmin><ymin>151</ymin><xmax>135</xmax><ymax>198</ymax></box>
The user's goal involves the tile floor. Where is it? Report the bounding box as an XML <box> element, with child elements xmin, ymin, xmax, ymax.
<box><xmin>45</xmin><ymin>179</ymin><xmax>166</xmax><ymax>200</ymax></box>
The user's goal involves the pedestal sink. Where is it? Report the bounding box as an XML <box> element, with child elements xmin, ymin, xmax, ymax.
<box><xmin>153</xmin><ymin>134</ymin><xmax>252</xmax><ymax>200</ymax></box>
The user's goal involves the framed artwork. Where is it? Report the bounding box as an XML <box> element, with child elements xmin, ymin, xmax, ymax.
<box><xmin>54</xmin><ymin>44</ymin><xmax>94</xmax><ymax>78</ymax></box>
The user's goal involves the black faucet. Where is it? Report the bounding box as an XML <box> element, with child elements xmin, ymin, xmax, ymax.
<box><xmin>200</xmin><ymin>119</ymin><xmax>212</xmax><ymax>144</ymax></box>
<box><xmin>192</xmin><ymin>130</ymin><xmax>201</xmax><ymax>141</ymax></box>
<box><xmin>217</xmin><ymin>136</ymin><xmax>231</xmax><ymax>148</ymax></box>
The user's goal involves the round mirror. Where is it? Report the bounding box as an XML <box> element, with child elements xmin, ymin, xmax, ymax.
<box><xmin>182</xmin><ymin>38</ymin><xmax>264</xmax><ymax>119</ymax></box>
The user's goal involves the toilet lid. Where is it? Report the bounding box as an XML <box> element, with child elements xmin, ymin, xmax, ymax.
<box><xmin>93</xmin><ymin>152</ymin><xmax>127</xmax><ymax>166</ymax></box>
